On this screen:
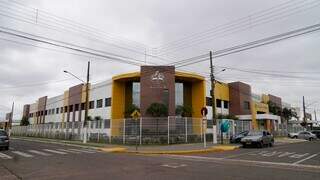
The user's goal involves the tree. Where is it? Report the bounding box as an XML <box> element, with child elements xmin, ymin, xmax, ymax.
<box><xmin>124</xmin><ymin>104</ymin><xmax>140</xmax><ymax>118</ymax></box>
<box><xmin>146</xmin><ymin>103</ymin><xmax>168</xmax><ymax>117</ymax></box>
<box><xmin>217</xmin><ymin>114</ymin><xmax>239</xmax><ymax>120</ymax></box>
<box><xmin>86</xmin><ymin>116</ymin><xmax>93</xmax><ymax>121</ymax></box>
<box><xmin>20</xmin><ymin>116</ymin><xmax>30</xmax><ymax>126</ymax></box>
<box><xmin>268</xmin><ymin>101</ymin><xmax>282</xmax><ymax>116</ymax></box>
<box><xmin>94</xmin><ymin>116</ymin><xmax>102</xmax><ymax>121</ymax></box>
<box><xmin>282</xmin><ymin>107</ymin><xmax>297</xmax><ymax>123</ymax></box>
<box><xmin>175</xmin><ymin>105</ymin><xmax>193</xmax><ymax>117</ymax></box>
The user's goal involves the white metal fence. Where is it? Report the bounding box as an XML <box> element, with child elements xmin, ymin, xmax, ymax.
<box><xmin>11</xmin><ymin>118</ymin><xmax>297</xmax><ymax>144</ymax></box>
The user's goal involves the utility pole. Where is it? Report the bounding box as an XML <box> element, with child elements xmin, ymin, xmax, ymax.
<box><xmin>303</xmin><ymin>96</ymin><xmax>306</xmax><ymax>124</ymax></box>
<box><xmin>9</xmin><ymin>102</ymin><xmax>14</xmax><ymax>136</ymax></box>
<box><xmin>83</xmin><ymin>61</ymin><xmax>90</xmax><ymax>143</ymax></box>
<box><xmin>210</xmin><ymin>51</ymin><xmax>217</xmax><ymax>144</ymax></box>
<box><xmin>314</xmin><ymin>109</ymin><xmax>317</xmax><ymax>121</ymax></box>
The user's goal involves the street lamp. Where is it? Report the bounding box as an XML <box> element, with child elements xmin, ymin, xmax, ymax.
<box><xmin>63</xmin><ymin>61</ymin><xmax>90</xmax><ymax>144</ymax></box>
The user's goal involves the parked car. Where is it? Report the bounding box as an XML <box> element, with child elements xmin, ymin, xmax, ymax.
<box><xmin>241</xmin><ymin>130</ymin><xmax>274</xmax><ymax>148</ymax></box>
<box><xmin>310</xmin><ymin>130</ymin><xmax>320</xmax><ymax>139</ymax></box>
<box><xmin>297</xmin><ymin>131</ymin><xmax>316</xmax><ymax>141</ymax></box>
<box><xmin>288</xmin><ymin>131</ymin><xmax>301</xmax><ymax>138</ymax></box>
<box><xmin>230</xmin><ymin>130</ymin><xmax>249</xmax><ymax>143</ymax></box>
<box><xmin>0</xmin><ymin>130</ymin><xmax>9</xmax><ymax>150</ymax></box>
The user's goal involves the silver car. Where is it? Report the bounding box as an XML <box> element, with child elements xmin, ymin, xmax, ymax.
<box><xmin>0</xmin><ymin>130</ymin><xmax>9</xmax><ymax>150</ymax></box>
<box><xmin>241</xmin><ymin>130</ymin><xmax>274</xmax><ymax>148</ymax></box>
<box><xmin>297</xmin><ymin>131</ymin><xmax>316</xmax><ymax>141</ymax></box>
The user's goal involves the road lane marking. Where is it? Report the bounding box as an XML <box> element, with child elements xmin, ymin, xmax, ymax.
<box><xmin>43</xmin><ymin>149</ymin><xmax>67</xmax><ymax>155</ymax></box>
<box><xmin>0</xmin><ymin>152</ymin><xmax>12</xmax><ymax>159</ymax></box>
<box><xmin>68</xmin><ymin>148</ymin><xmax>96</xmax><ymax>153</ymax></box>
<box><xmin>56</xmin><ymin>149</ymin><xmax>81</xmax><ymax>154</ymax></box>
<box><xmin>161</xmin><ymin>163</ymin><xmax>187</xmax><ymax>169</ymax></box>
<box><xmin>164</xmin><ymin>155</ymin><xmax>320</xmax><ymax>172</ymax></box>
<box><xmin>28</xmin><ymin>150</ymin><xmax>51</xmax><ymax>156</ymax></box>
<box><xmin>12</xmin><ymin>151</ymin><xmax>34</xmax><ymax>158</ymax></box>
<box><xmin>293</xmin><ymin>154</ymin><xmax>318</xmax><ymax>165</ymax></box>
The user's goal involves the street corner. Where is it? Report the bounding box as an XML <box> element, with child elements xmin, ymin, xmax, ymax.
<box><xmin>98</xmin><ymin>147</ymin><xmax>128</xmax><ymax>153</ymax></box>
<box><xmin>210</xmin><ymin>145</ymin><xmax>241</xmax><ymax>152</ymax></box>
<box><xmin>275</xmin><ymin>137</ymin><xmax>308</xmax><ymax>145</ymax></box>
<box><xmin>127</xmin><ymin>144</ymin><xmax>241</xmax><ymax>155</ymax></box>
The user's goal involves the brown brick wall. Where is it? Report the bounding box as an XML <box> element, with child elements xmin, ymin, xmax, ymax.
<box><xmin>140</xmin><ymin>66</ymin><xmax>175</xmax><ymax>117</ymax></box>
<box><xmin>229</xmin><ymin>82</ymin><xmax>252</xmax><ymax>115</ymax></box>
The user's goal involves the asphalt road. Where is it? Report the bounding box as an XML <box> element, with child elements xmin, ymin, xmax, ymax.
<box><xmin>0</xmin><ymin>139</ymin><xmax>319</xmax><ymax>180</ymax></box>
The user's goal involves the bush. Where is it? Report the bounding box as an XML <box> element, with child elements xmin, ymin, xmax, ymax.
<box><xmin>124</xmin><ymin>104</ymin><xmax>140</xmax><ymax>118</ymax></box>
<box><xmin>146</xmin><ymin>103</ymin><xmax>168</xmax><ymax>117</ymax></box>
<box><xmin>175</xmin><ymin>105</ymin><xmax>193</xmax><ymax>117</ymax></box>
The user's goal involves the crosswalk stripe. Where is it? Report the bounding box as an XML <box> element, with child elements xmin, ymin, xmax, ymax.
<box><xmin>68</xmin><ymin>148</ymin><xmax>96</xmax><ymax>153</ymax></box>
<box><xmin>56</xmin><ymin>149</ymin><xmax>81</xmax><ymax>154</ymax></box>
<box><xmin>0</xmin><ymin>152</ymin><xmax>12</xmax><ymax>159</ymax></box>
<box><xmin>12</xmin><ymin>151</ymin><xmax>34</xmax><ymax>158</ymax></box>
<box><xmin>28</xmin><ymin>150</ymin><xmax>51</xmax><ymax>156</ymax></box>
<box><xmin>43</xmin><ymin>149</ymin><xmax>67</xmax><ymax>155</ymax></box>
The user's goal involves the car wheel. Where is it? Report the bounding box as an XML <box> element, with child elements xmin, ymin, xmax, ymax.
<box><xmin>309</xmin><ymin>137</ymin><xmax>313</xmax><ymax>141</ymax></box>
<box><xmin>269</xmin><ymin>141</ymin><xmax>274</xmax><ymax>147</ymax></box>
<box><xmin>4</xmin><ymin>146</ymin><xmax>9</xmax><ymax>150</ymax></box>
<box><xmin>242</xmin><ymin>144</ymin><xmax>246</xmax><ymax>148</ymax></box>
<box><xmin>258</xmin><ymin>141</ymin><xmax>263</xmax><ymax>148</ymax></box>
<box><xmin>293</xmin><ymin>136</ymin><xmax>297</xmax><ymax>139</ymax></box>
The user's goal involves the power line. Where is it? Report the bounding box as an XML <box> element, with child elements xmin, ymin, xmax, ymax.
<box><xmin>154</xmin><ymin>0</ymin><xmax>320</xmax><ymax>56</ymax></box>
<box><xmin>0</xmin><ymin>0</ymin><xmax>178</xmax><ymax>64</ymax></box>
<box><xmin>0</xmin><ymin>26</ymin><xmax>147</xmax><ymax>66</ymax></box>
<box><xmin>174</xmin><ymin>22</ymin><xmax>320</xmax><ymax>68</ymax></box>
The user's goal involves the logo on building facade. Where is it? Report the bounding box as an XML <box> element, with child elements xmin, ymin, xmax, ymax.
<box><xmin>150</xmin><ymin>71</ymin><xmax>166</xmax><ymax>88</ymax></box>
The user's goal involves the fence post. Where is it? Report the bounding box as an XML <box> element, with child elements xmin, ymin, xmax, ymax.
<box><xmin>167</xmin><ymin>117</ymin><xmax>170</xmax><ymax>145</ymax></box>
<box><xmin>140</xmin><ymin>117</ymin><xmax>142</xmax><ymax>145</ymax></box>
<box><xmin>123</xmin><ymin>118</ymin><xmax>126</xmax><ymax>144</ymax></box>
<box><xmin>200</xmin><ymin>118</ymin><xmax>203</xmax><ymax>141</ymax></box>
<box><xmin>185</xmin><ymin>117</ymin><xmax>188</xmax><ymax>143</ymax></box>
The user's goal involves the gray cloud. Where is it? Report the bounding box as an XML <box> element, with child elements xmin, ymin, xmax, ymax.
<box><xmin>1</xmin><ymin>0</ymin><xmax>320</xmax><ymax>120</ymax></box>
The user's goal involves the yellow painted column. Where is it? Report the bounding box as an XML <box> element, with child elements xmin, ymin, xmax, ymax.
<box><xmin>191</xmin><ymin>80</ymin><xmax>206</xmax><ymax>135</ymax></box>
<box><xmin>251</xmin><ymin>101</ymin><xmax>258</xmax><ymax>130</ymax></box>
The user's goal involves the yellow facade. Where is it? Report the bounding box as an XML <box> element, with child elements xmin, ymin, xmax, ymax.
<box><xmin>215</xmin><ymin>82</ymin><xmax>230</xmax><ymax>101</ymax></box>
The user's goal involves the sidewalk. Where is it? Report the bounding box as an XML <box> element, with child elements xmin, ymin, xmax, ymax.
<box><xmin>12</xmin><ymin>136</ymin><xmax>240</xmax><ymax>154</ymax></box>
<box><xmin>0</xmin><ymin>166</ymin><xmax>19</xmax><ymax>180</ymax></box>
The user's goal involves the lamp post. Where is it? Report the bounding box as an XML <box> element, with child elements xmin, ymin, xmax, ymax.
<box><xmin>63</xmin><ymin>61</ymin><xmax>90</xmax><ymax>143</ymax></box>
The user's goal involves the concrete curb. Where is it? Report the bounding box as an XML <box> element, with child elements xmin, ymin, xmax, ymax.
<box><xmin>123</xmin><ymin>145</ymin><xmax>240</xmax><ymax>155</ymax></box>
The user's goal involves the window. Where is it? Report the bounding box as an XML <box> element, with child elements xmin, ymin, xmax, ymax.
<box><xmin>75</xmin><ymin>104</ymin><xmax>79</xmax><ymax>111</ymax></box>
<box><xmin>97</xmin><ymin>99</ymin><xmax>103</xmax><ymax>108</ymax></box>
<box><xmin>56</xmin><ymin>108</ymin><xmax>59</xmax><ymax>114</ymax></box>
<box><xmin>206</xmin><ymin>97</ymin><xmax>212</xmax><ymax>106</ymax></box>
<box><xmin>132</xmin><ymin>82</ymin><xmax>140</xmax><ymax>107</ymax></box>
<box><xmin>89</xmin><ymin>101</ymin><xmax>94</xmax><ymax>109</ymax></box>
<box><xmin>175</xmin><ymin>83</ymin><xmax>183</xmax><ymax>106</ymax></box>
<box><xmin>244</xmin><ymin>101</ymin><xmax>250</xmax><ymax>110</ymax></box>
<box><xmin>48</xmin><ymin>109</ymin><xmax>51</xmax><ymax>115</ymax></box>
<box><xmin>216</xmin><ymin>99</ymin><xmax>222</xmax><ymax>108</ymax></box>
<box><xmin>64</xmin><ymin>106</ymin><xmax>68</xmax><ymax>113</ymax></box>
<box><xmin>104</xmin><ymin>119</ymin><xmax>110</xmax><ymax>128</ymax></box>
<box><xmin>44</xmin><ymin>110</ymin><xmax>47</xmax><ymax>115</ymax></box>
<box><xmin>60</xmin><ymin>107</ymin><xmax>63</xmax><ymax>113</ymax></box>
<box><xmin>224</xmin><ymin>101</ymin><xmax>229</xmax><ymax>109</ymax></box>
<box><xmin>69</xmin><ymin>105</ymin><xmax>73</xmax><ymax>112</ymax></box>
<box><xmin>105</xmin><ymin>98</ymin><xmax>111</xmax><ymax>107</ymax></box>
<box><xmin>81</xmin><ymin>103</ymin><xmax>85</xmax><ymax>110</ymax></box>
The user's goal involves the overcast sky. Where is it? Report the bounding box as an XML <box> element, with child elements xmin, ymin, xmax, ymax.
<box><xmin>1</xmin><ymin>0</ymin><xmax>320</xmax><ymax>121</ymax></box>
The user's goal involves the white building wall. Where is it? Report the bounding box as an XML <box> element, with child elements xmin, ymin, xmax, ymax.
<box><xmin>205</xmin><ymin>83</ymin><xmax>229</xmax><ymax>119</ymax></box>
<box><xmin>29</xmin><ymin>102</ymin><xmax>38</xmax><ymax>124</ymax></box>
<box><xmin>88</xmin><ymin>80</ymin><xmax>112</xmax><ymax>120</ymax></box>
<box><xmin>45</xmin><ymin>95</ymin><xmax>63</xmax><ymax>123</ymax></box>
